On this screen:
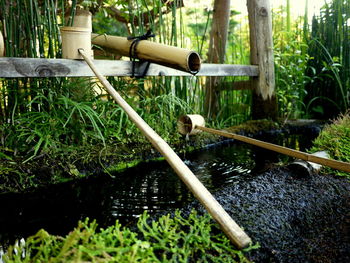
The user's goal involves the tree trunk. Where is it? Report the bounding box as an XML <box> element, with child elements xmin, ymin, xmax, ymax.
<box><xmin>204</xmin><ymin>0</ymin><xmax>231</xmax><ymax>119</ymax></box>
<box><xmin>247</xmin><ymin>0</ymin><xmax>278</xmax><ymax>120</ymax></box>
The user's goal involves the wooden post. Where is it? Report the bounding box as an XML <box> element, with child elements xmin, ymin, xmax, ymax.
<box><xmin>78</xmin><ymin>49</ymin><xmax>252</xmax><ymax>249</ymax></box>
<box><xmin>247</xmin><ymin>0</ymin><xmax>278</xmax><ymax>120</ymax></box>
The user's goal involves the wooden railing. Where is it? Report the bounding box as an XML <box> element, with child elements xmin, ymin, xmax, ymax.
<box><xmin>0</xmin><ymin>58</ymin><xmax>258</xmax><ymax>78</ymax></box>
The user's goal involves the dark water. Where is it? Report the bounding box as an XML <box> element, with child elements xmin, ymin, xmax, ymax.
<box><xmin>0</xmin><ymin>140</ymin><xmax>259</xmax><ymax>245</ymax></box>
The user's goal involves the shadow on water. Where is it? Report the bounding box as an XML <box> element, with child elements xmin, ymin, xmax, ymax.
<box><xmin>1</xmin><ymin>122</ymin><xmax>349</xmax><ymax>261</ymax></box>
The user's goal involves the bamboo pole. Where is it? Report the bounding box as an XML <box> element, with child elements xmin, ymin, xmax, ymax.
<box><xmin>91</xmin><ymin>33</ymin><xmax>201</xmax><ymax>74</ymax></box>
<box><xmin>78</xmin><ymin>48</ymin><xmax>251</xmax><ymax>249</ymax></box>
<box><xmin>195</xmin><ymin>126</ymin><xmax>350</xmax><ymax>173</ymax></box>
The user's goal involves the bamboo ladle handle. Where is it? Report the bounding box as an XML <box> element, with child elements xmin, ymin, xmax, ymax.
<box><xmin>195</xmin><ymin>125</ymin><xmax>350</xmax><ymax>173</ymax></box>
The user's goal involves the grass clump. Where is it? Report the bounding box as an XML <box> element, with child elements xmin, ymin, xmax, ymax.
<box><xmin>3</xmin><ymin>210</ymin><xmax>258</xmax><ymax>263</ymax></box>
<box><xmin>310</xmin><ymin>111</ymin><xmax>350</xmax><ymax>178</ymax></box>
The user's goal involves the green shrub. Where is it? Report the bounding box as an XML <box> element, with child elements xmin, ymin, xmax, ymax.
<box><xmin>310</xmin><ymin>111</ymin><xmax>350</xmax><ymax>178</ymax></box>
<box><xmin>3</xmin><ymin>210</ymin><xmax>258</xmax><ymax>263</ymax></box>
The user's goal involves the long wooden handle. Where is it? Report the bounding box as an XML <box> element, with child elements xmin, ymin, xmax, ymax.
<box><xmin>78</xmin><ymin>49</ymin><xmax>251</xmax><ymax>249</ymax></box>
<box><xmin>196</xmin><ymin>126</ymin><xmax>350</xmax><ymax>173</ymax></box>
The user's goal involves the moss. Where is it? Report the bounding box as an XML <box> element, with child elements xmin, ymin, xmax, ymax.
<box><xmin>3</xmin><ymin>210</ymin><xmax>258</xmax><ymax>263</ymax></box>
<box><xmin>106</xmin><ymin>159</ymin><xmax>143</xmax><ymax>173</ymax></box>
<box><xmin>310</xmin><ymin>111</ymin><xmax>350</xmax><ymax>178</ymax></box>
<box><xmin>224</xmin><ymin>119</ymin><xmax>280</xmax><ymax>135</ymax></box>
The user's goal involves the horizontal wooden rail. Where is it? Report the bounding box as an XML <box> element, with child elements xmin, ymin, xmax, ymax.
<box><xmin>0</xmin><ymin>58</ymin><xmax>259</xmax><ymax>78</ymax></box>
<box><xmin>196</xmin><ymin>126</ymin><xmax>350</xmax><ymax>173</ymax></box>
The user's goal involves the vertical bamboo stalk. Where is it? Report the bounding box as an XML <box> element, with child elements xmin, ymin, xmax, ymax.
<box><xmin>286</xmin><ymin>0</ymin><xmax>291</xmax><ymax>32</ymax></box>
<box><xmin>78</xmin><ymin>48</ymin><xmax>252</xmax><ymax>249</ymax></box>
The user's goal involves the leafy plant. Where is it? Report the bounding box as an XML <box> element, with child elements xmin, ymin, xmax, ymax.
<box><xmin>3</xmin><ymin>210</ymin><xmax>258</xmax><ymax>262</ymax></box>
<box><xmin>4</xmin><ymin>88</ymin><xmax>108</xmax><ymax>162</ymax></box>
<box><xmin>272</xmin><ymin>5</ymin><xmax>316</xmax><ymax>120</ymax></box>
<box><xmin>274</xmin><ymin>38</ymin><xmax>312</xmax><ymax>119</ymax></box>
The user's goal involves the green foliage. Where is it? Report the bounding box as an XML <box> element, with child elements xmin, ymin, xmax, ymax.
<box><xmin>139</xmin><ymin>93</ymin><xmax>193</xmax><ymax>141</ymax></box>
<box><xmin>91</xmin><ymin>6</ymin><xmax>129</xmax><ymax>36</ymax></box>
<box><xmin>272</xmin><ymin>5</ymin><xmax>315</xmax><ymax>120</ymax></box>
<box><xmin>6</xmin><ymin>0</ymin><xmax>349</xmax><ymax>186</ymax></box>
<box><xmin>3</xmin><ymin>84</ymin><xmax>107</xmax><ymax>161</ymax></box>
<box><xmin>274</xmin><ymin>36</ymin><xmax>312</xmax><ymax>119</ymax></box>
<box><xmin>305</xmin><ymin>0</ymin><xmax>350</xmax><ymax>119</ymax></box>
<box><xmin>0</xmin><ymin>0</ymin><xmax>251</xmax><ymax>169</ymax></box>
<box><xmin>3</xmin><ymin>210</ymin><xmax>258</xmax><ymax>263</ymax></box>
<box><xmin>310</xmin><ymin>111</ymin><xmax>350</xmax><ymax>178</ymax></box>
<box><xmin>273</xmin><ymin>1</ymin><xmax>350</xmax><ymax>120</ymax></box>
<box><xmin>2</xmin><ymin>87</ymin><xmax>192</xmax><ymax>162</ymax></box>
<box><xmin>0</xmin><ymin>0</ymin><xmax>67</xmax><ymax>125</ymax></box>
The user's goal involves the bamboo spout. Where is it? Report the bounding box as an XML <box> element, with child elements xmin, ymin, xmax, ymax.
<box><xmin>91</xmin><ymin>33</ymin><xmax>201</xmax><ymax>74</ymax></box>
<box><xmin>78</xmin><ymin>49</ymin><xmax>251</xmax><ymax>249</ymax></box>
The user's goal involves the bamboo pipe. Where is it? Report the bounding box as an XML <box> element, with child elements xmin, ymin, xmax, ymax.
<box><xmin>0</xmin><ymin>30</ymin><xmax>4</xmax><ymax>57</ymax></box>
<box><xmin>288</xmin><ymin>151</ymin><xmax>330</xmax><ymax>177</ymax></box>
<box><xmin>91</xmin><ymin>33</ymin><xmax>201</xmax><ymax>74</ymax></box>
<box><xmin>78</xmin><ymin>49</ymin><xmax>251</xmax><ymax>249</ymax></box>
<box><xmin>195</xmin><ymin>125</ymin><xmax>350</xmax><ymax>174</ymax></box>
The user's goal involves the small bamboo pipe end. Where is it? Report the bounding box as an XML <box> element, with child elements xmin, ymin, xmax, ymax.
<box><xmin>177</xmin><ymin>114</ymin><xmax>205</xmax><ymax>135</ymax></box>
<box><xmin>287</xmin><ymin>151</ymin><xmax>330</xmax><ymax>177</ymax></box>
<box><xmin>187</xmin><ymin>52</ymin><xmax>201</xmax><ymax>74</ymax></box>
<box><xmin>235</xmin><ymin>234</ymin><xmax>252</xmax><ymax>249</ymax></box>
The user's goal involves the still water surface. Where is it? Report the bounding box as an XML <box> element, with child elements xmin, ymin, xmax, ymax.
<box><xmin>0</xmin><ymin>132</ymin><xmax>313</xmax><ymax>246</ymax></box>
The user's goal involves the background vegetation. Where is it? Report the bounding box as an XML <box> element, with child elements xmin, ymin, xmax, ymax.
<box><xmin>306</xmin><ymin>0</ymin><xmax>349</xmax><ymax>119</ymax></box>
<box><xmin>0</xmin><ymin>0</ymin><xmax>349</xmax><ymax>181</ymax></box>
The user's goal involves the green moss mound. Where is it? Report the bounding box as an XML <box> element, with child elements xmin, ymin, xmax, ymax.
<box><xmin>3</xmin><ymin>210</ymin><xmax>258</xmax><ymax>263</ymax></box>
<box><xmin>310</xmin><ymin>111</ymin><xmax>350</xmax><ymax>178</ymax></box>
<box><xmin>224</xmin><ymin>120</ymin><xmax>280</xmax><ymax>134</ymax></box>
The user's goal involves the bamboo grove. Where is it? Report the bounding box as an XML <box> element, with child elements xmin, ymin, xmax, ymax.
<box><xmin>0</xmin><ymin>0</ymin><xmax>349</xmax><ymax>161</ymax></box>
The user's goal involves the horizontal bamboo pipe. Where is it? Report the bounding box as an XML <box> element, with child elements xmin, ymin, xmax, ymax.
<box><xmin>195</xmin><ymin>126</ymin><xmax>350</xmax><ymax>173</ymax></box>
<box><xmin>78</xmin><ymin>49</ymin><xmax>251</xmax><ymax>249</ymax></box>
<box><xmin>91</xmin><ymin>33</ymin><xmax>201</xmax><ymax>74</ymax></box>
